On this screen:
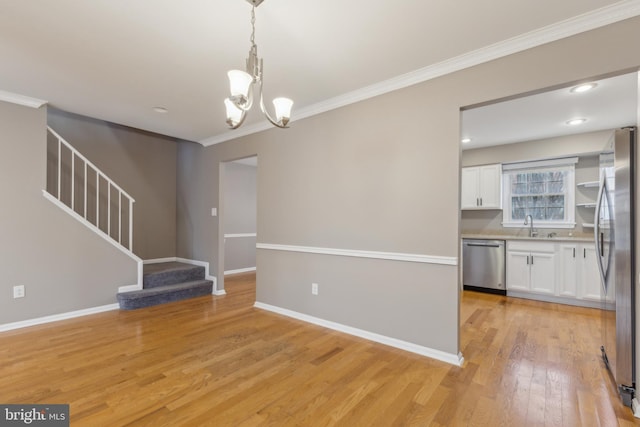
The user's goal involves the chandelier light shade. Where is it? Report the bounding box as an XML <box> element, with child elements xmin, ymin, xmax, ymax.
<box><xmin>273</xmin><ymin>98</ymin><xmax>294</xmax><ymax>123</ymax></box>
<box><xmin>224</xmin><ymin>98</ymin><xmax>244</xmax><ymax>126</ymax></box>
<box><xmin>225</xmin><ymin>0</ymin><xmax>293</xmax><ymax>129</ymax></box>
<box><xmin>228</xmin><ymin>70</ymin><xmax>253</xmax><ymax>99</ymax></box>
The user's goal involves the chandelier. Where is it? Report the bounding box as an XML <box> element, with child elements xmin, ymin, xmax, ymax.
<box><xmin>224</xmin><ymin>0</ymin><xmax>293</xmax><ymax>129</ymax></box>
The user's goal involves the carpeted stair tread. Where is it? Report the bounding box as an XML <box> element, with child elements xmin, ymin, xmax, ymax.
<box><xmin>143</xmin><ymin>262</ymin><xmax>205</xmax><ymax>288</ymax></box>
<box><xmin>117</xmin><ymin>279</ymin><xmax>213</xmax><ymax>310</ymax></box>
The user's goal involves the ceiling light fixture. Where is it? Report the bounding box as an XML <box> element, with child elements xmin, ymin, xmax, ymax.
<box><xmin>570</xmin><ymin>83</ymin><xmax>598</xmax><ymax>93</ymax></box>
<box><xmin>566</xmin><ymin>118</ymin><xmax>587</xmax><ymax>126</ymax></box>
<box><xmin>153</xmin><ymin>106</ymin><xmax>169</xmax><ymax>113</ymax></box>
<box><xmin>224</xmin><ymin>0</ymin><xmax>293</xmax><ymax>130</ymax></box>
<box><xmin>461</xmin><ymin>138</ymin><xmax>472</xmax><ymax>144</ymax></box>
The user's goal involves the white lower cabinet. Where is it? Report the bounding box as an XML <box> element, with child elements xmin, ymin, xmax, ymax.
<box><xmin>506</xmin><ymin>241</ymin><xmax>556</xmax><ymax>295</ymax></box>
<box><xmin>507</xmin><ymin>239</ymin><xmax>601</xmax><ymax>307</ymax></box>
<box><xmin>582</xmin><ymin>245</ymin><xmax>603</xmax><ymax>301</ymax></box>
<box><xmin>558</xmin><ymin>243</ymin><xmax>601</xmax><ymax>301</ymax></box>
<box><xmin>505</xmin><ymin>251</ymin><xmax>530</xmax><ymax>292</ymax></box>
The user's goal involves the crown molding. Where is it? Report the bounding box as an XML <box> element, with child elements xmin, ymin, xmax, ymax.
<box><xmin>200</xmin><ymin>120</ymin><xmax>272</xmax><ymax>146</ymax></box>
<box><xmin>199</xmin><ymin>0</ymin><xmax>640</xmax><ymax>146</ymax></box>
<box><xmin>0</xmin><ymin>90</ymin><xmax>47</xmax><ymax>109</ymax></box>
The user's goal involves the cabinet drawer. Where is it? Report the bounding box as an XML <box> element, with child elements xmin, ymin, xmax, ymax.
<box><xmin>507</xmin><ymin>241</ymin><xmax>555</xmax><ymax>253</ymax></box>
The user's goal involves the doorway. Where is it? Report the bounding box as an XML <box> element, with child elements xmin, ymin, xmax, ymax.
<box><xmin>219</xmin><ymin>156</ymin><xmax>258</xmax><ymax>293</ymax></box>
<box><xmin>458</xmin><ymin>70</ymin><xmax>639</xmax><ymax>410</ymax></box>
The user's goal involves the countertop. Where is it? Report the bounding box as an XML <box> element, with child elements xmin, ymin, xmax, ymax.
<box><xmin>461</xmin><ymin>233</ymin><xmax>594</xmax><ymax>243</ymax></box>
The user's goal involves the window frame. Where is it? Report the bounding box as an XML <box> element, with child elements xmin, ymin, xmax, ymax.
<box><xmin>501</xmin><ymin>158</ymin><xmax>576</xmax><ymax>229</ymax></box>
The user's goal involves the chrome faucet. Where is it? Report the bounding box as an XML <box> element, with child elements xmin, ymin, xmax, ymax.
<box><xmin>524</xmin><ymin>214</ymin><xmax>537</xmax><ymax>237</ymax></box>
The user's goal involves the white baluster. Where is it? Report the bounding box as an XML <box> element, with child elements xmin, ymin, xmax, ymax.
<box><xmin>84</xmin><ymin>161</ymin><xmax>87</xmax><ymax>219</ymax></box>
<box><xmin>129</xmin><ymin>199</ymin><xmax>134</xmax><ymax>251</ymax></box>
<box><xmin>107</xmin><ymin>181</ymin><xmax>111</xmax><ymax>237</ymax></box>
<box><xmin>71</xmin><ymin>152</ymin><xmax>75</xmax><ymax>211</ymax></box>
<box><xmin>96</xmin><ymin>172</ymin><xmax>99</xmax><ymax>229</ymax></box>
<box><xmin>57</xmin><ymin>138</ymin><xmax>61</xmax><ymax>200</ymax></box>
<box><xmin>118</xmin><ymin>190</ymin><xmax>122</xmax><ymax>244</ymax></box>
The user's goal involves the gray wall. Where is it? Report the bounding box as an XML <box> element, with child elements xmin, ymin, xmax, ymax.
<box><xmin>0</xmin><ymin>101</ymin><xmax>138</xmax><ymax>324</ymax></box>
<box><xmin>177</xmin><ymin>17</ymin><xmax>640</xmax><ymax>357</ymax></box>
<box><xmin>47</xmin><ymin>109</ymin><xmax>179</xmax><ymax>259</ymax></box>
<box><xmin>461</xmin><ymin>131</ymin><xmax>609</xmax><ymax>237</ymax></box>
<box><xmin>223</xmin><ymin>161</ymin><xmax>257</xmax><ymax>273</ymax></box>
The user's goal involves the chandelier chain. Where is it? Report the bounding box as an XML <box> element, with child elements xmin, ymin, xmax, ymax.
<box><xmin>250</xmin><ymin>7</ymin><xmax>256</xmax><ymax>48</ymax></box>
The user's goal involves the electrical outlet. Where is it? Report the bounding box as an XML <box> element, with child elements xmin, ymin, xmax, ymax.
<box><xmin>311</xmin><ymin>283</ymin><xmax>318</xmax><ymax>295</ymax></box>
<box><xmin>13</xmin><ymin>285</ymin><xmax>25</xmax><ymax>299</ymax></box>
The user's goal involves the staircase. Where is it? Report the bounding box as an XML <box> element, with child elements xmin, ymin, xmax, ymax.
<box><xmin>117</xmin><ymin>262</ymin><xmax>213</xmax><ymax>310</ymax></box>
<box><xmin>46</xmin><ymin>127</ymin><xmax>215</xmax><ymax>310</ymax></box>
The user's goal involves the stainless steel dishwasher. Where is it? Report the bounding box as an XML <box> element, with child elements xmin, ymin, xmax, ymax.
<box><xmin>462</xmin><ymin>239</ymin><xmax>506</xmax><ymax>295</ymax></box>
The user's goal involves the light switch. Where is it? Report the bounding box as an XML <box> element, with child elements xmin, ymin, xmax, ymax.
<box><xmin>211</xmin><ymin>208</ymin><xmax>217</xmax><ymax>217</ymax></box>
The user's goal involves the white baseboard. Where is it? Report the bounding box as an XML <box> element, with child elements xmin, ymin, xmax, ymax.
<box><xmin>224</xmin><ymin>267</ymin><xmax>256</xmax><ymax>275</ymax></box>
<box><xmin>254</xmin><ymin>301</ymin><xmax>464</xmax><ymax>366</ymax></box>
<box><xmin>118</xmin><ymin>284</ymin><xmax>142</xmax><ymax>293</ymax></box>
<box><xmin>632</xmin><ymin>398</ymin><xmax>640</xmax><ymax>418</ymax></box>
<box><xmin>0</xmin><ymin>303</ymin><xmax>120</xmax><ymax>333</ymax></box>
<box><xmin>506</xmin><ymin>291</ymin><xmax>613</xmax><ymax>310</ymax></box>
<box><xmin>143</xmin><ymin>257</ymin><xmax>177</xmax><ymax>264</ymax></box>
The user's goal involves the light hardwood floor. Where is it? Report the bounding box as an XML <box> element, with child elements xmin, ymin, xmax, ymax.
<box><xmin>0</xmin><ymin>273</ymin><xmax>638</xmax><ymax>426</ymax></box>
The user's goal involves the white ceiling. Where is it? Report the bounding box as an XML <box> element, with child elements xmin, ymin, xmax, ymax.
<box><xmin>461</xmin><ymin>72</ymin><xmax>639</xmax><ymax>150</ymax></box>
<box><xmin>0</xmin><ymin>0</ymin><xmax>639</xmax><ymax>144</ymax></box>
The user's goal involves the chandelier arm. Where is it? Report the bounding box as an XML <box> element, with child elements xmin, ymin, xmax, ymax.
<box><xmin>258</xmin><ymin>82</ymin><xmax>288</xmax><ymax>128</ymax></box>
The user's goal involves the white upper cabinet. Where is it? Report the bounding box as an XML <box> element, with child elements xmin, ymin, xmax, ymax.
<box><xmin>461</xmin><ymin>164</ymin><xmax>502</xmax><ymax>210</ymax></box>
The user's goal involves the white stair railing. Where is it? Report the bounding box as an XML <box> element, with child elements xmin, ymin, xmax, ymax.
<box><xmin>46</xmin><ymin>127</ymin><xmax>135</xmax><ymax>253</ymax></box>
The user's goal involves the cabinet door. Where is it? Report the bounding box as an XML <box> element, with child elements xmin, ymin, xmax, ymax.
<box><xmin>461</xmin><ymin>167</ymin><xmax>479</xmax><ymax>209</ymax></box>
<box><xmin>530</xmin><ymin>252</ymin><xmax>556</xmax><ymax>295</ymax></box>
<box><xmin>581</xmin><ymin>244</ymin><xmax>602</xmax><ymax>301</ymax></box>
<box><xmin>478</xmin><ymin>164</ymin><xmax>502</xmax><ymax>209</ymax></box>
<box><xmin>506</xmin><ymin>251</ymin><xmax>530</xmax><ymax>292</ymax></box>
<box><xmin>558</xmin><ymin>244</ymin><xmax>578</xmax><ymax>297</ymax></box>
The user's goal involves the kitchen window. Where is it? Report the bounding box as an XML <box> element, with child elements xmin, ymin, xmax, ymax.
<box><xmin>502</xmin><ymin>157</ymin><xmax>576</xmax><ymax>228</ymax></box>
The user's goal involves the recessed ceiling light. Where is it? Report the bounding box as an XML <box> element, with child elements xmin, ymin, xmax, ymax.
<box><xmin>566</xmin><ymin>118</ymin><xmax>587</xmax><ymax>126</ymax></box>
<box><xmin>461</xmin><ymin>138</ymin><xmax>472</xmax><ymax>144</ymax></box>
<box><xmin>570</xmin><ymin>83</ymin><xmax>598</xmax><ymax>93</ymax></box>
<box><xmin>153</xmin><ymin>106</ymin><xmax>169</xmax><ymax>113</ymax></box>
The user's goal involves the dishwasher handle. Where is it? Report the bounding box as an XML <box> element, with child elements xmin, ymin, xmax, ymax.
<box><xmin>465</xmin><ymin>242</ymin><xmax>501</xmax><ymax>248</ymax></box>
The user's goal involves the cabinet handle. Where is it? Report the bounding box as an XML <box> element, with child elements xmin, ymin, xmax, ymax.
<box><xmin>573</xmin><ymin>248</ymin><xmax>576</xmax><ymax>258</ymax></box>
<box><xmin>476</xmin><ymin>198</ymin><xmax>479</xmax><ymax>206</ymax></box>
<box><xmin>526</xmin><ymin>255</ymin><xmax>529</xmax><ymax>265</ymax></box>
<box><xmin>531</xmin><ymin>256</ymin><xmax>534</xmax><ymax>265</ymax></box>
<box><xmin>480</xmin><ymin>197</ymin><xmax>483</xmax><ymax>206</ymax></box>
<box><xmin>584</xmin><ymin>248</ymin><xmax>586</xmax><ymax>258</ymax></box>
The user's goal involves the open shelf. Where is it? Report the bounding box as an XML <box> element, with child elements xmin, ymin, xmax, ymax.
<box><xmin>577</xmin><ymin>202</ymin><xmax>597</xmax><ymax>208</ymax></box>
<box><xmin>577</xmin><ymin>181</ymin><xmax>599</xmax><ymax>188</ymax></box>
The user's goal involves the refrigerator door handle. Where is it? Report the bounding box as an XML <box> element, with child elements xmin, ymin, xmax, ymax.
<box><xmin>594</xmin><ymin>174</ymin><xmax>607</xmax><ymax>287</ymax></box>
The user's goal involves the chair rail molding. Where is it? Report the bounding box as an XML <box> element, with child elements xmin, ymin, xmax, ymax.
<box><xmin>256</xmin><ymin>243</ymin><xmax>457</xmax><ymax>265</ymax></box>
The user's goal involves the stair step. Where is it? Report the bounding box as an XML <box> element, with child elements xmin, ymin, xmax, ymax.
<box><xmin>117</xmin><ymin>280</ymin><xmax>213</xmax><ymax>310</ymax></box>
<box><xmin>143</xmin><ymin>262</ymin><xmax>205</xmax><ymax>288</ymax></box>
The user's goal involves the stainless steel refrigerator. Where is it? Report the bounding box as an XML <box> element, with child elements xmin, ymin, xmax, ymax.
<box><xmin>595</xmin><ymin>127</ymin><xmax>636</xmax><ymax>407</ymax></box>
